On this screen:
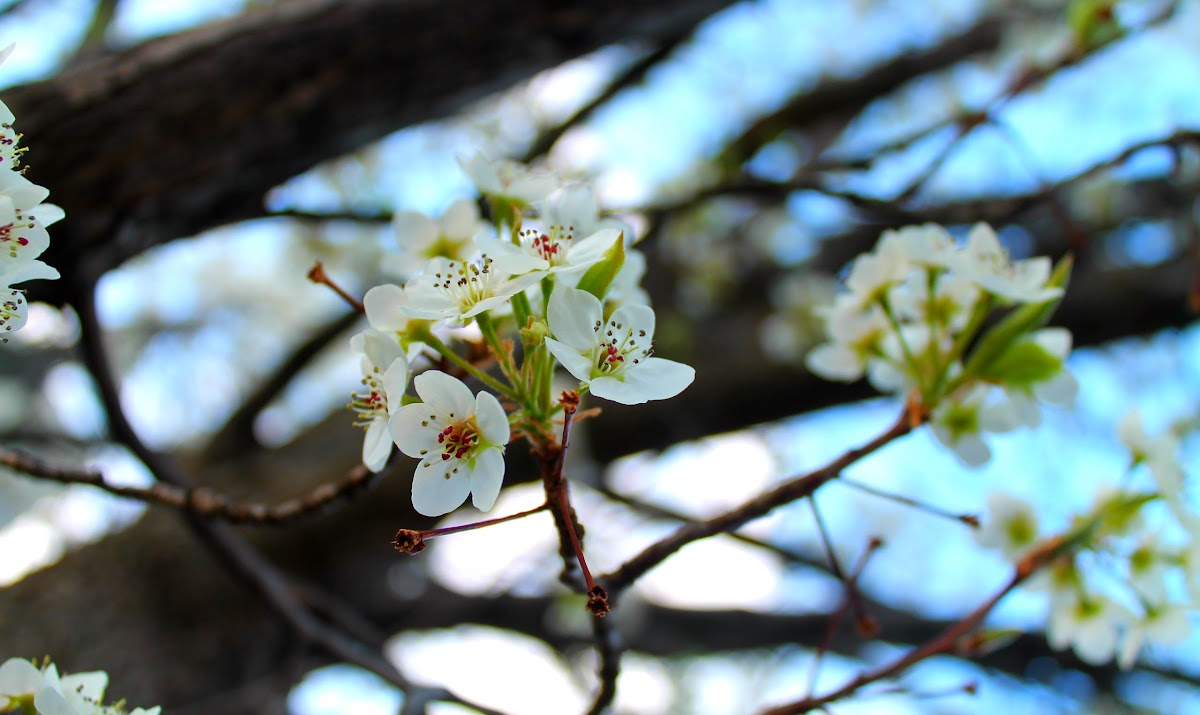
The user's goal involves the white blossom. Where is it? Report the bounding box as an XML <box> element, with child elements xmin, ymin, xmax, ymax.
<box><xmin>0</xmin><ymin>658</ymin><xmax>160</xmax><ymax>715</ymax></box>
<box><xmin>389</xmin><ymin>198</ymin><xmax>489</xmax><ymax>277</ymax></box>
<box><xmin>544</xmin><ymin>285</ymin><xmax>694</xmax><ymax>405</ymax></box>
<box><xmin>930</xmin><ymin>385</ymin><xmax>1020</xmax><ymax>467</ymax></box>
<box><xmin>390</xmin><ymin>371</ymin><xmax>510</xmax><ymax>516</ymax></box>
<box><xmin>349</xmin><ymin>328</ymin><xmax>410</xmax><ymax>472</ymax></box>
<box><xmin>975</xmin><ymin>491</ymin><xmax>1040</xmax><ymax>561</ymax></box>
<box><xmin>950</xmin><ymin>223</ymin><xmax>1061</xmax><ymax>303</ymax></box>
<box><xmin>400</xmin><ymin>255</ymin><xmax>540</xmax><ymax>325</ymax></box>
<box><xmin>1118</xmin><ymin>601</ymin><xmax>1191</xmax><ymax>669</ymax></box>
<box><xmin>458</xmin><ymin>153</ymin><xmax>558</xmax><ymax>206</ymax></box>
<box><xmin>486</xmin><ymin>225</ymin><xmax>621</xmax><ymax>278</ymax></box>
<box><xmin>1046</xmin><ymin>589</ymin><xmax>1132</xmax><ymax>665</ymax></box>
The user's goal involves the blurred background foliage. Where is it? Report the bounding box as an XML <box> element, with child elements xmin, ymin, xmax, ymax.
<box><xmin>2</xmin><ymin>0</ymin><xmax>1200</xmax><ymax>713</ymax></box>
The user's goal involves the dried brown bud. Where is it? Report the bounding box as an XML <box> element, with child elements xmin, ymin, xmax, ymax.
<box><xmin>855</xmin><ymin>611</ymin><xmax>881</xmax><ymax>638</ymax></box>
<box><xmin>559</xmin><ymin>390</ymin><xmax>581</xmax><ymax>412</ymax></box>
<box><xmin>586</xmin><ymin>585</ymin><xmax>610</xmax><ymax>617</ymax></box>
<box><xmin>960</xmin><ymin>513</ymin><xmax>981</xmax><ymax>528</ymax></box>
<box><xmin>306</xmin><ymin>262</ymin><xmax>328</xmax><ymax>284</ymax></box>
<box><xmin>392</xmin><ymin>529</ymin><xmax>427</xmax><ymax>555</ymax></box>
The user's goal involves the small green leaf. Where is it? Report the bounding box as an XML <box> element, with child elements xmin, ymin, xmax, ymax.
<box><xmin>1068</xmin><ymin>0</ymin><xmax>1122</xmax><ymax>50</ymax></box>
<box><xmin>978</xmin><ymin>340</ymin><xmax>1063</xmax><ymax>388</ymax></box>
<box><xmin>575</xmin><ymin>232</ymin><xmax>625</xmax><ymax>301</ymax></box>
<box><xmin>962</xmin><ymin>255</ymin><xmax>1072</xmax><ymax>381</ymax></box>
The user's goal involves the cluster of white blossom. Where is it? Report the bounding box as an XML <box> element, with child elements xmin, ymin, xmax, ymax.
<box><xmin>347</xmin><ymin>154</ymin><xmax>693</xmax><ymax>516</ymax></box>
<box><xmin>0</xmin><ymin>658</ymin><xmax>159</xmax><ymax>715</ymax></box>
<box><xmin>806</xmin><ymin>223</ymin><xmax>1075</xmax><ymax>465</ymax></box>
<box><xmin>0</xmin><ymin>46</ymin><xmax>61</xmax><ymax>342</ymax></box>
<box><xmin>976</xmin><ymin>410</ymin><xmax>1196</xmax><ymax>669</ymax></box>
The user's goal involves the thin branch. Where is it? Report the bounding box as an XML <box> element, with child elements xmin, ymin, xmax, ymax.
<box><xmin>601</xmin><ymin>410</ymin><xmax>914</xmax><ymax>594</ymax></box>
<box><xmin>0</xmin><ymin>446</ymin><xmax>388</xmax><ymax>526</ymax></box>
<box><xmin>592</xmin><ymin>483</ymin><xmax>833</xmax><ymax>574</ymax></box>
<box><xmin>759</xmin><ymin>535</ymin><xmax>1069</xmax><ymax>715</ymax></box>
<box><xmin>586</xmin><ymin>613</ymin><xmax>621</xmax><ymax>715</ymax></box>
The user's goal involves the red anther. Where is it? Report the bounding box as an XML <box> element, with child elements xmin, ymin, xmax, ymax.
<box><xmin>441</xmin><ymin>453</ymin><xmax>451</xmax><ymax>461</ymax></box>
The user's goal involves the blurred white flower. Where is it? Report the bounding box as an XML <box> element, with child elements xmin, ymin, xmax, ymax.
<box><xmin>975</xmin><ymin>491</ymin><xmax>1039</xmax><ymax>561</ymax></box>
<box><xmin>389</xmin><ymin>198</ymin><xmax>489</xmax><ymax>277</ymax></box>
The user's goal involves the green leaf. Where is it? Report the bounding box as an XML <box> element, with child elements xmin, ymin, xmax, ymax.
<box><xmin>1067</xmin><ymin>0</ymin><xmax>1122</xmax><ymax>50</ymax></box>
<box><xmin>575</xmin><ymin>232</ymin><xmax>625</xmax><ymax>301</ymax></box>
<box><xmin>978</xmin><ymin>340</ymin><xmax>1063</xmax><ymax>388</ymax></box>
<box><xmin>962</xmin><ymin>255</ymin><xmax>1072</xmax><ymax>381</ymax></box>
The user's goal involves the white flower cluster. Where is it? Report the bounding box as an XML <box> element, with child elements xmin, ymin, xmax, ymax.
<box><xmin>0</xmin><ymin>45</ymin><xmax>62</xmax><ymax>341</ymax></box>
<box><xmin>976</xmin><ymin>411</ymin><xmax>1196</xmax><ymax>668</ymax></box>
<box><xmin>0</xmin><ymin>658</ymin><xmax>159</xmax><ymax>715</ymax></box>
<box><xmin>806</xmin><ymin>223</ymin><xmax>1075</xmax><ymax>465</ymax></box>
<box><xmin>347</xmin><ymin>154</ymin><xmax>693</xmax><ymax>516</ymax></box>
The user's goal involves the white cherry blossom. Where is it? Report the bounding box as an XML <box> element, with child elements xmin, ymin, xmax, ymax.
<box><xmin>486</xmin><ymin>225</ymin><xmax>621</xmax><ymax>278</ymax></box>
<box><xmin>363</xmin><ymin>283</ymin><xmax>428</xmax><ymax>362</ymax></box>
<box><xmin>950</xmin><ymin>223</ymin><xmax>1061</xmax><ymax>303</ymax></box>
<box><xmin>975</xmin><ymin>491</ymin><xmax>1039</xmax><ymax>561</ymax></box>
<box><xmin>930</xmin><ymin>384</ymin><xmax>1020</xmax><ymax>467</ymax></box>
<box><xmin>400</xmin><ymin>255</ymin><xmax>540</xmax><ymax>325</ymax></box>
<box><xmin>544</xmin><ymin>285</ymin><xmax>694</xmax><ymax>405</ymax></box>
<box><xmin>389</xmin><ymin>198</ymin><xmax>488</xmax><ymax>277</ymax></box>
<box><xmin>349</xmin><ymin>329</ymin><xmax>410</xmax><ymax>472</ymax></box>
<box><xmin>1118</xmin><ymin>602</ymin><xmax>1191</xmax><ymax>669</ymax></box>
<box><xmin>389</xmin><ymin>371</ymin><xmax>510</xmax><ymax>516</ymax></box>
<box><xmin>458</xmin><ymin>152</ymin><xmax>558</xmax><ymax>206</ymax></box>
<box><xmin>1046</xmin><ymin>589</ymin><xmax>1132</xmax><ymax>665</ymax></box>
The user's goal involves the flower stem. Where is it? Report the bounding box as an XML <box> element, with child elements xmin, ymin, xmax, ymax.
<box><xmin>306</xmin><ymin>262</ymin><xmax>364</xmax><ymax>313</ymax></box>
<box><xmin>418</xmin><ymin>328</ymin><xmax>515</xmax><ymax>399</ymax></box>
<box><xmin>476</xmin><ymin>312</ymin><xmax>520</xmax><ymax>386</ymax></box>
<box><xmin>423</xmin><ymin>503</ymin><xmax>549</xmax><ymax>538</ymax></box>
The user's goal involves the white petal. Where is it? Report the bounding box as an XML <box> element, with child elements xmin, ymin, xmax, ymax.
<box><xmin>393</xmin><ymin>210</ymin><xmax>438</xmax><ymax>247</ymax></box>
<box><xmin>363</xmin><ymin>418</ymin><xmax>392</xmax><ymax>472</ymax></box>
<box><xmin>382</xmin><ymin>359</ymin><xmax>410</xmax><ymax>414</ymax></box>
<box><xmin>1033</xmin><ymin>327</ymin><xmax>1072</xmax><ymax>358</ymax></box>
<box><xmin>480</xmin><ymin>235</ymin><xmax>547</xmax><ymax>275</ymax></box>
<box><xmin>33</xmin><ymin>687</ymin><xmax>76</xmax><ymax>715</ymax></box>
<box><xmin>610</xmin><ymin>302</ymin><xmax>655</xmax><ymax>342</ymax></box>
<box><xmin>0</xmin><ymin>171</ymin><xmax>49</xmax><ymax>208</ymax></box>
<box><xmin>469</xmin><ymin>448</ymin><xmax>505</xmax><ymax>512</ymax></box>
<box><xmin>551</xmin><ymin>184</ymin><xmax>598</xmax><ymax>226</ymax></box>
<box><xmin>414</xmin><ymin>370</ymin><xmax>476</xmax><ymax>418</ymax></box>
<box><xmin>1035</xmin><ymin>369</ymin><xmax>1077</xmax><ymax>407</ymax></box>
<box><xmin>441</xmin><ymin>198</ymin><xmax>480</xmax><ymax>239</ymax></box>
<box><xmin>565</xmin><ymin>227</ymin><xmax>621</xmax><ymax>266</ymax></box>
<box><xmin>545</xmin><ymin>337</ymin><xmax>594</xmax><ymax>383</ymax></box>
<box><xmin>60</xmin><ymin>671</ymin><xmax>106</xmax><ymax>705</ymax></box>
<box><xmin>362</xmin><ymin>330</ymin><xmax>405</xmax><ymax>371</ymax></box>
<box><xmin>390</xmin><ymin>403</ymin><xmax>442</xmax><ymax>458</ymax></box>
<box><xmin>364</xmin><ymin>284</ymin><xmax>411</xmax><ymax>331</ymax></box>
<box><xmin>805</xmin><ymin>343</ymin><xmax>864</xmax><ymax>382</ymax></box>
<box><xmin>411</xmin><ymin>461</ymin><xmax>471</xmax><ymax>517</ymax></box>
<box><xmin>547</xmin><ymin>285</ymin><xmax>602</xmax><ymax>350</ymax></box>
<box><xmin>598</xmin><ymin>358</ymin><xmax>694</xmax><ymax>404</ymax></box>
<box><xmin>31</xmin><ymin>203</ymin><xmax>65</xmax><ymax>227</ymax></box>
<box><xmin>0</xmin><ymin>658</ymin><xmax>41</xmax><ymax>695</ymax></box>
<box><xmin>474</xmin><ymin>390</ymin><xmax>510</xmax><ymax>446</ymax></box>
<box><xmin>1</xmin><ymin>259</ymin><xmax>59</xmax><ymax>285</ymax></box>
